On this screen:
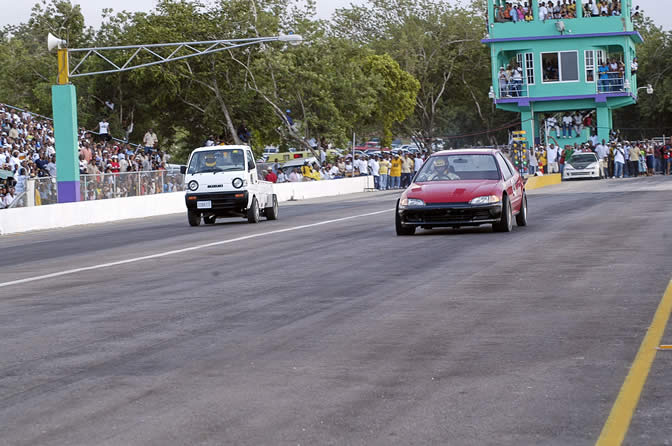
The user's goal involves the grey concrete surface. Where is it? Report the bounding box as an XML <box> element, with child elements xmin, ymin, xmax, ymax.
<box><xmin>0</xmin><ymin>178</ymin><xmax>671</xmax><ymax>445</ymax></box>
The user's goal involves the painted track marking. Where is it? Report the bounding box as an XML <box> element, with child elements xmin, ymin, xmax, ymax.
<box><xmin>0</xmin><ymin>208</ymin><xmax>394</xmax><ymax>289</ymax></box>
<box><xmin>595</xmin><ymin>279</ymin><xmax>672</xmax><ymax>446</ymax></box>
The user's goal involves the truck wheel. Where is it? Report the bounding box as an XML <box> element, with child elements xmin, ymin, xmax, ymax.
<box><xmin>204</xmin><ymin>215</ymin><xmax>216</xmax><ymax>225</ymax></box>
<box><xmin>247</xmin><ymin>197</ymin><xmax>260</xmax><ymax>224</ymax></box>
<box><xmin>188</xmin><ymin>211</ymin><xmax>201</xmax><ymax>227</ymax></box>
<box><xmin>265</xmin><ymin>195</ymin><xmax>278</xmax><ymax>220</ymax></box>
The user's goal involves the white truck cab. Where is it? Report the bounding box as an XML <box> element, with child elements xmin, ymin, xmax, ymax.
<box><xmin>181</xmin><ymin>145</ymin><xmax>278</xmax><ymax>226</ymax></box>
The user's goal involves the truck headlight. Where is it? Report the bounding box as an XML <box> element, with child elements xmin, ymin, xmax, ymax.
<box><xmin>232</xmin><ymin>178</ymin><xmax>245</xmax><ymax>189</ymax></box>
<box><xmin>469</xmin><ymin>195</ymin><xmax>500</xmax><ymax>205</ymax></box>
<box><xmin>400</xmin><ymin>198</ymin><xmax>425</xmax><ymax>207</ymax></box>
<box><xmin>188</xmin><ymin>180</ymin><xmax>199</xmax><ymax>191</ymax></box>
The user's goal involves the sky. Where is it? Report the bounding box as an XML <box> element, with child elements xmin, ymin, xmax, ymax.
<box><xmin>1</xmin><ymin>0</ymin><xmax>670</xmax><ymax>30</ymax></box>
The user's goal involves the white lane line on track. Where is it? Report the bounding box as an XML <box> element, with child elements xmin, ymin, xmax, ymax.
<box><xmin>0</xmin><ymin>208</ymin><xmax>394</xmax><ymax>289</ymax></box>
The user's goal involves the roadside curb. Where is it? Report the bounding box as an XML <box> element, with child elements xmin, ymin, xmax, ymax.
<box><xmin>526</xmin><ymin>174</ymin><xmax>562</xmax><ymax>191</ymax></box>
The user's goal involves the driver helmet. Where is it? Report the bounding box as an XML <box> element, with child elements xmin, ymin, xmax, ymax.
<box><xmin>204</xmin><ymin>152</ymin><xmax>217</xmax><ymax>167</ymax></box>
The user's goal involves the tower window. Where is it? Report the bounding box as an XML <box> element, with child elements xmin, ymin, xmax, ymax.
<box><xmin>541</xmin><ymin>51</ymin><xmax>579</xmax><ymax>83</ymax></box>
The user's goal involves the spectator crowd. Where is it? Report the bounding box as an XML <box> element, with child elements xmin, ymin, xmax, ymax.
<box><xmin>0</xmin><ymin>104</ymin><xmax>181</xmax><ymax>209</ymax></box>
<box><xmin>495</xmin><ymin>0</ymin><xmax>623</xmax><ymax>22</ymax></box>
<box><xmin>261</xmin><ymin>152</ymin><xmax>426</xmax><ymax>191</ymax></box>
<box><xmin>525</xmin><ymin>132</ymin><xmax>671</xmax><ymax>179</ymax></box>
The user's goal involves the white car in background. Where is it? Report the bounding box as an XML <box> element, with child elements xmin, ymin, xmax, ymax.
<box><xmin>563</xmin><ymin>152</ymin><xmax>600</xmax><ymax>180</ymax></box>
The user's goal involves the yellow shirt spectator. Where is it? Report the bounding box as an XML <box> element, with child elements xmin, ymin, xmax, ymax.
<box><xmin>379</xmin><ymin>159</ymin><xmax>390</xmax><ymax>175</ymax></box>
<box><xmin>390</xmin><ymin>158</ymin><xmax>402</xmax><ymax>177</ymax></box>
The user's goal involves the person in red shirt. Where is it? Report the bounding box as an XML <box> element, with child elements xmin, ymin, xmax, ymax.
<box><xmin>109</xmin><ymin>155</ymin><xmax>121</xmax><ymax>173</ymax></box>
<box><xmin>265</xmin><ymin>169</ymin><xmax>277</xmax><ymax>183</ymax></box>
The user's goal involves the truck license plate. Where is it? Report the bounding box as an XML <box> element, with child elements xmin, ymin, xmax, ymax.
<box><xmin>197</xmin><ymin>200</ymin><xmax>212</xmax><ymax>209</ymax></box>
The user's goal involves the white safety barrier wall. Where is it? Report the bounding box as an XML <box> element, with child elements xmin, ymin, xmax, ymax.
<box><xmin>0</xmin><ymin>176</ymin><xmax>373</xmax><ymax>235</ymax></box>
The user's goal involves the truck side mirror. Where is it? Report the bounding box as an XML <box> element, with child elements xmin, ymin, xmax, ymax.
<box><xmin>248</xmin><ymin>160</ymin><xmax>255</xmax><ymax>171</ymax></box>
<box><xmin>180</xmin><ymin>165</ymin><xmax>187</xmax><ymax>174</ymax></box>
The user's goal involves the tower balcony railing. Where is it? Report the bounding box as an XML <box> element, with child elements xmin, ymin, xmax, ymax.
<box><xmin>597</xmin><ymin>72</ymin><xmax>626</xmax><ymax>93</ymax></box>
<box><xmin>498</xmin><ymin>81</ymin><xmax>529</xmax><ymax>99</ymax></box>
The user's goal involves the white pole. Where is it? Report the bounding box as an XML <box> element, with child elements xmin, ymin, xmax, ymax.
<box><xmin>352</xmin><ymin>132</ymin><xmax>356</xmax><ymax>177</ymax></box>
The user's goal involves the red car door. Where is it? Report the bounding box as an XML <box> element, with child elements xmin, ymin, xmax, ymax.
<box><xmin>496</xmin><ymin>153</ymin><xmax>521</xmax><ymax>211</ymax></box>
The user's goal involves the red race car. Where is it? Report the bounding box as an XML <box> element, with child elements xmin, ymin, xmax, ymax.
<box><xmin>395</xmin><ymin>149</ymin><xmax>527</xmax><ymax>235</ymax></box>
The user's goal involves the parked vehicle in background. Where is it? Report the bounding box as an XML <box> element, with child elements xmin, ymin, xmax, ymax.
<box><xmin>562</xmin><ymin>152</ymin><xmax>601</xmax><ymax>180</ymax></box>
<box><xmin>281</xmin><ymin>157</ymin><xmax>319</xmax><ymax>172</ymax></box>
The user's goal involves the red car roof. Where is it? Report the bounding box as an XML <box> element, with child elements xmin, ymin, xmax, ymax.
<box><xmin>431</xmin><ymin>148</ymin><xmax>499</xmax><ymax>156</ymax></box>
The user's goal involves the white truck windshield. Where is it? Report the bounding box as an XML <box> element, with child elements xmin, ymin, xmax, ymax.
<box><xmin>188</xmin><ymin>149</ymin><xmax>246</xmax><ymax>174</ymax></box>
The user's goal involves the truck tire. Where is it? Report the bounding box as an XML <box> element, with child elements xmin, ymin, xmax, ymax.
<box><xmin>265</xmin><ymin>195</ymin><xmax>279</xmax><ymax>220</ymax></box>
<box><xmin>247</xmin><ymin>197</ymin><xmax>260</xmax><ymax>224</ymax></box>
<box><xmin>188</xmin><ymin>211</ymin><xmax>201</xmax><ymax>227</ymax></box>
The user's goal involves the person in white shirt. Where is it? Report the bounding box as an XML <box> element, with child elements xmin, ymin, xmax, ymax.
<box><xmin>47</xmin><ymin>157</ymin><xmax>57</xmax><ymax>177</ymax></box>
<box><xmin>573</xmin><ymin>112</ymin><xmax>584</xmax><ymax>138</ymax></box>
<box><xmin>561</xmin><ymin>113</ymin><xmax>573</xmax><ymax>138</ymax></box>
<box><xmin>143</xmin><ymin>129</ymin><xmax>158</xmax><ymax>154</ymax></box>
<box><xmin>595</xmin><ymin>140</ymin><xmax>609</xmax><ymax>178</ymax></box>
<box><xmin>546</xmin><ymin>115</ymin><xmax>560</xmax><ymax>138</ymax></box>
<box><xmin>539</xmin><ymin>3</ymin><xmax>548</xmax><ymax>20</ymax></box>
<box><xmin>276</xmin><ymin>169</ymin><xmax>287</xmax><ymax>183</ymax></box>
<box><xmin>529</xmin><ymin>148</ymin><xmax>538</xmax><ymax>175</ymax></box>
<box><xmin>329</xmin><ymin>164</ymin><xmax>340</xmax><ymax>178</ymax></box>
<box><xmin>546</xmin><ymin>144</ymin><xmax>559</xmax><ymax>173</ymax></box>
<box><xmin>590</xmin><ymin>133</ymin><xmax>599</xmax><ymax>146</ymax></box>
<box><xmin>511</xmin><ymin>66</ymin><xmax>523</xmax><ymax>97</ymax></box>
<box><xmin>613</xmin><ymin>144</ymin><xmax>625</xmax><ymax>178</ymax></box>
<box><xmin>414</xmin><ymin>155</ymin><xmax>423</xmax><ymax>173</ymax></box>
<box><xmin>357</xmin><ymin>156</ymin><xmax>368</xmax><ymax>176</ymax></box>
<box><xmin>288</xmin><ymin>168</ymin><xmax>301</xmax><ymax>182</ymax></box>
<box><xmin>98</xmin><ymin>119</ymin><xmax>110</xmax><ymax>141</ymax></box>
<box><xmin>370</xmin><ymin>156</ymin><xmax>380</xmax><ymax>189</ymax></box>
<box><xmin>3</xmin><ymin>187</ymin><xmax>15</xmax><ymax>207</ymax></box>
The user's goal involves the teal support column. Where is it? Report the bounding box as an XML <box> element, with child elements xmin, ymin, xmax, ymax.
<box><xmin>51</xmin><ymin>84</ymin><xmax>80</xmax><ymax>203</ymax></box>
<box><xmin>521</xmin><ymin>110</ymin><xmax>534</xmax><ymax>149</ymax></box>
<box><xmin>576</xmin><ymin>0</ymin><xmax>583</xmax><ymax>18</ymax></box>
<box><xmin>596</xmin><ymin>105</ymin><xmax>611</xmax><ymax>144</ymax></box>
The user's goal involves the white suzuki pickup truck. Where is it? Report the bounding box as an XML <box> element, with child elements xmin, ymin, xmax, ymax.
<box><xmin>180</xmin><ymin>145</ymin><xmax>278</xmax><ymax>226</ymax></box>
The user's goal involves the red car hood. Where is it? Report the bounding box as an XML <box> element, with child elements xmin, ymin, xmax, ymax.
<box><xmin>406</xmin><ymin>180</ymin><xmax>501</xmax><ymax>204</ymax></box>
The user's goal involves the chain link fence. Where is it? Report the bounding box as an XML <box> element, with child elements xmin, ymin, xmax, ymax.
<box><xmin>2</xmin><ymin>171</ymin><xmax>184</xmax><ymax>209</ymax></box>
<box><xmin>80</xmin><ymin>170</ymin><xmax>185</xmax><ymax>201</ymax></box>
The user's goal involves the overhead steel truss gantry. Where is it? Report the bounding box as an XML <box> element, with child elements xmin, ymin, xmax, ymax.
<box><xmin>55</xmin><ymin>34</ymin><xmax>303</xmax><ymax>83</ymax></box>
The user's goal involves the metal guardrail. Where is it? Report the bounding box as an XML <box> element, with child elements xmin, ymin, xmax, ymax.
<box><xmin>499</xmin><ymin>82</ymin><xmax>529</xmax><ymax>98</ymax></box>
<box><xmin>597</xmin><ymin>72</ymin><xmax>625</xmax><ymax>93</ymax></box>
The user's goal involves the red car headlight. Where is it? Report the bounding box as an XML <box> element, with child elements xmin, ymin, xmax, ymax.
<box><xmin>469</xmin><ymin>195</ymin><xmax>500</xmax><ymax>205</ymax></box>
<box><xmin>400</xmin><ymin>198</ymin><xmax>425</xmax><ymax>207</ymax></box>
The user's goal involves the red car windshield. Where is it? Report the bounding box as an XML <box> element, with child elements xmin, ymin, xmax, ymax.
<box><xmin>415</xmin><ymin>154</ymin><xmax>500</xmax><ymax>182</ymax></box>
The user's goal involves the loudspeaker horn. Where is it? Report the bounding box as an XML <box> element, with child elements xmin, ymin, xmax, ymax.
<box><xmin>47</xmin><ymin>33</ymin><xmax>67</xmax><ymax>51</ymax></box>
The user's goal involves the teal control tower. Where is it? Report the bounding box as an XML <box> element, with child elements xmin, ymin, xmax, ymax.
<box><xmin>483</xmin><ymin>0</ymin><xmax>642</xmax><ymax>147</ymax></box>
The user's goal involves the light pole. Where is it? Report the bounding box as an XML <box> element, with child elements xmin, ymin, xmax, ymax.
<box><xmin>48</xmin><ymin>33</ymin><xmax>303</xmax><ymax>203</ymax></box>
